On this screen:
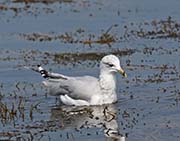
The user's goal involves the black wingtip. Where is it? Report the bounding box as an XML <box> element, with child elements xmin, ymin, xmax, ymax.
<box><xmin>37</xmin><ymin>65</ymin><xmax>49</xmax><ymax>78</ymax></box>
<box><xmin>40</xmin><ymin>70</ymin><xmax>48</xmax><ymax>78</ymax></box>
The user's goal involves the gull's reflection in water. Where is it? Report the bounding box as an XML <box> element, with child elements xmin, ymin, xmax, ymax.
<box><xmin>51</xmin><ymin>104</ymin><xmax>125</xmax><ymax>141</ymax></box>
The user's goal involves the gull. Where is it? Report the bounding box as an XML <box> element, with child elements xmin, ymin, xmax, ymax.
<box><xmin>37</xmin><ymin>54</ymin><xmax>127</xmax><ymax>106</ymax></box>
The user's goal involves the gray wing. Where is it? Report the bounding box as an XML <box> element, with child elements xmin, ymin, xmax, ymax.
<box><xmin>44</xmin><ymin>76</ymin><xmax>101</xmax><ymax>101</ymax></box>
<box><xmin>37</xmin><ymin>65</ymin><xmax>101</xmax><ymax>101</ymax></box>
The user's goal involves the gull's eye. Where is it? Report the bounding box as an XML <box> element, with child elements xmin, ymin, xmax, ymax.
<box><xmin>106</xmin><ymin>63</ymin><xmax>114</xmax><ymax>67</ymax></box>
<box><xmin>108</xmin><ymin>64</ymin><xmax>114</xmax><ymax>67</ymax></box>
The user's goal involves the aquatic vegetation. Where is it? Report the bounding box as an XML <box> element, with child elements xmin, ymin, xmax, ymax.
<box><xmin>134</xmin><ymin>16</ymin><xmax>180</xmax><ymax>40</ymax></box>
<box><xmin>53</xmin><ymin>48</ymin><xmax>136</xmax><ymax>64</ymax></box>
<box><xmin>18</xmin><ymin>25</ymin><xmax>119</xmax><ymax>47</ymax></box>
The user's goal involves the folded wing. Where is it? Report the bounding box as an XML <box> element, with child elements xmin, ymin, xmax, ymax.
<box><xmin>37</xmin><ymin>65</ymin><xmax>101</xmax><ymax>101</ymax></box>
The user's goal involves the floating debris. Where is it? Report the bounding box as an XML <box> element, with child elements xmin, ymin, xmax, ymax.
<box><xmin>53</xmin><ymin>48</ymin><xmax>136</xmax><ymax>64</ymax></box>
<box><xmin>130</xmin><ymin>17</ymin><xmax>180</xmax><ymax>40</ymax></box>
<box><xmin>19</xmin><ymin>25</ymin><xmax>119</xmax><ymax>47</ymax></box>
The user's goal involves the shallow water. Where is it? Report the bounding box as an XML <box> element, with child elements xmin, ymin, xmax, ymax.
<box><xmin>0</xmin><ymin>0</ymin><xmax>180</xmax><ymax>140</ymax></box>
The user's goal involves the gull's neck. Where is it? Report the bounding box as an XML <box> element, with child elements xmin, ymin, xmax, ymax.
<box><xmin>99</xmin><ymin>70</ymin><xmax>117</xmax><ymax>103</ymax></box>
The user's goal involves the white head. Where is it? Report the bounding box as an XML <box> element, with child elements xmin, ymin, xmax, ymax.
<box><xmin>100</xmin><ymin>54</ymin><xmax>127</xmax><ymax>77</ymax></box>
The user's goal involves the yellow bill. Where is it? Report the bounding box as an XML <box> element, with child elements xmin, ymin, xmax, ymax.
<box><xmin>118</xmin><ymin>68</ymin><xmax>127</xmax><ymax>78</ymax></box>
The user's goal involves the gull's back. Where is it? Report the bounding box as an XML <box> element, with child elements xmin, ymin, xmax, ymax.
<box><xmin>44</xmin><ymin>75</ymin><xmax>101</xmax><ymax>101</ymax></box>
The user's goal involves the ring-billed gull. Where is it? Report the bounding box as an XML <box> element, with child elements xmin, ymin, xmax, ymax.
<box><xmin>37</xmin><ymin>54</ymin><xmax>127</xmax><ymax>106</ymax></box>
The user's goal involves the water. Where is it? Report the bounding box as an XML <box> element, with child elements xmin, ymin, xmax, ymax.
<box><xmin>0</xmin><ymin>0</ymin><xmax>180</xmax><ymax>140</ymax></box>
